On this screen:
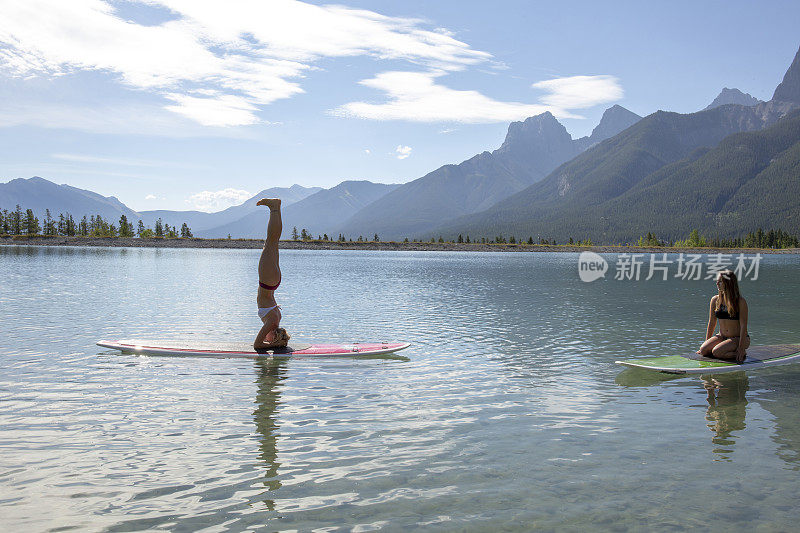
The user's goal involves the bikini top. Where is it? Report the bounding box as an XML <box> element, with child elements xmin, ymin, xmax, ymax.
<box><xmin>715</xmin><ymin>303</ymin><xmax>739</xmax><ymax>320</ymax></box>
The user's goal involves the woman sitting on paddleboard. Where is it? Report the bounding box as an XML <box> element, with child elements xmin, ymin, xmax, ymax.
<box><xmin>254</xmin><ymin>198</ymin><xmax>290</xmax><ymax>350</ymax></box>
<box><xmin>696</xmin><ymin>270</ymin><xmax>749</xmax><ymax>363</ymax></box>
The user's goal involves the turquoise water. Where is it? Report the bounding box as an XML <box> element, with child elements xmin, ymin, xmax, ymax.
<box><xmin>1</xmin><ymin>246</ymin><xmax>799</xmax><ymax>531</ymax></box>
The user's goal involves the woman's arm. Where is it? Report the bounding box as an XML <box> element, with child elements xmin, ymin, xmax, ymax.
<box><xmin>697</xmin><ymin>297</ymin><xmax>718</xmax><ymax>354</ymax></box>
<box><xmin>735</xmin><ymin>298</ymin><xmax>749</xmax><ymax>363</ymax></box>
<box><xmin>706</xmin><ymin>296</ymin><xmax>717</xmax><ymax>339</ymax></box>
<box><xmin>253</xmin><ymin>322</ymin><xmax>275</xmax><ymax>350</ymax></box>
<box><xmin>253</xmin><ymin>311</ymin><xmax>281</xmax><ymax>350</ymax></box>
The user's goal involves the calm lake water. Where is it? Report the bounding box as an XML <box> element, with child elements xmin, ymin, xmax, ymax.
<box><xmin>2</xmin><ymin>246</ymin><xmax>799</xmax><ymax>532</ymax></box>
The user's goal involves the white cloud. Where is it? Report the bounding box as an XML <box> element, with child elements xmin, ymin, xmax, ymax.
<box><xmin>364</xmin><ymin>149</ymin><xmax>371</xmax><ymax>154</ymax></box>
<box><xmin>0</xmin><ymin>101</ymin><xmax>255</xmax><ymax>137</ymax></box>
<box><xmin>334</xmin><ymin>71</ymin><xmax>623</xmax><ymax>123</ymax></box>
<box><xmin>532</xmin><ymin>75</ymin><xmax>623</xmax><ymax>109</ymax></box>
<box><xmin>0</xmin><ymin>0</ymin><xmax>490</xmax><ymax>127</ymax></box>
<box><xmin>395</xmin><ymin>145</ymin><xmax>412</xmax><ymax>159</ymax></box>
<box><xmin>145</xmin><ymin>194</ymin><xmax>156</xmax><ymax>200</ymax></box>
<box><xmin>333</xmin><ymin>71</ymin><xmax>556</xmax><ymax>123</ymax></box>
<box><xmin>186</xmin><ymin>188</ymin><xmax>252</xmax><ymax>212</ymax></box>
<box><xmin>52</xmin><ymin>152</ymin><xmax>185</xmax><ymax>167</ymax></box>
<box><xmin>164</xmin><ymin>93</ymin><xmax>261</xmax><ymax>127</ymax></box>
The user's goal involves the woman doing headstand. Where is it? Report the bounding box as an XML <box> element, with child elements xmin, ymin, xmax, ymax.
<box><xmin>254</xmin><ymin>198</ymin><xmax>290</xmax><ymax>350</ymax></box>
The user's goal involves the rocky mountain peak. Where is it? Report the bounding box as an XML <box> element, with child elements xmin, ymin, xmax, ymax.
<box><xmin>773</xmin><ymin>45</ymin><xmax>800</xmax><ymax>103</ymax></box>
<box><xmin>705</xmin><ymin>87</ymin><xmax>762</xmax><ymax>110</ymax></box>
<box><xmin>588</xmin><ymin>105</ymin><xmax>642</xmax><ymax>142</ymax></box>
<box><xmin>497</xmin><ymin>111</ymin><xmax>572</xmax><ymax>154</ymax></box>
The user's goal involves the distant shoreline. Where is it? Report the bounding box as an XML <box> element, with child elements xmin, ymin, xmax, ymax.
<box><xmin>2</xmin><ymin>235</ymin><xmax>798</xmax><ymax>254</ymax></box>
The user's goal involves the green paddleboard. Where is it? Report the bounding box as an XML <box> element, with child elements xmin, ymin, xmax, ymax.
<box><xmin>615</xmin><ymin>344</ymin><xmax>800</xmax><ymax>374</ymax></box>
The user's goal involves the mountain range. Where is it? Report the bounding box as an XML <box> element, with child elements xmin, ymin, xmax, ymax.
<box><xmin>337</xmin><ymin>105</ymin><xmax>641</xmax><ymax>239</ymax></box>
<box><xmin>198</xmin><ymin>180</ymin><xmax>399</xmax><ymax>238</ymax></box>
<box><xmin>2</xmin><ymin>43</ymin><xmax>800</xmax><ymax>244</ymax></box>
<box><xmin>432</xmin><ymin>45</ymin><xmax>800</xmax><ymax>242</ymax></box>
<box><xmin>0</xmin><ymin>104</ymin><xmax>643</xmax><ymax>239</ymax></box>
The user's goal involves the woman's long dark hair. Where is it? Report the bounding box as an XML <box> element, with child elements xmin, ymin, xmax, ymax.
<box><xmin>715</xmin><ymin>270</ymin><xmax>741</xmax><ymax>317</ymax></box>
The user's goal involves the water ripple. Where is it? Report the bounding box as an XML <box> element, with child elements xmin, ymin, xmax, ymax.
<box><xmin>2</xmin><ymin>247</ymin><xmax>800</xmax><ymax>531</ymax></box>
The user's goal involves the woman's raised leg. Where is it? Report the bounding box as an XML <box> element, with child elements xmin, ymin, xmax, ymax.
<box><xmin>257</xmin><ymin>198</ymin><xmax>282</xmax><ymax>285</ymax></box>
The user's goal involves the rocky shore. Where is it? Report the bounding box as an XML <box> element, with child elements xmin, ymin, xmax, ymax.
<box><xmin>2</xmin><ymin>235</ymin><xmax>797</xmax><ymax>254</ymax></box>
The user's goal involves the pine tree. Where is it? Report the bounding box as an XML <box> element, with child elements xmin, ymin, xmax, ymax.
<box><xmin>24</xmin><ymin>209</ymin><xmax>40</xmax><ymax>235</ymax></box>
<box><xmin>43</xmin><ymin>209</ymin><xmax>53</xmax><ymax>235</ymax></box>
<box><xmin>92</xmin><ymin>214</ymin><xmax>108</xmax><ymax>236</ymax></box>
<box><xmin>65</xmin><ymin>214</ymin><xmax>76</xmax><ymax>236</ymax></box>
<box><xmin>373</xmin><ymin>233</ymin><xmax>380</xmax><ymax>242</ymax></box>
<box><xmin>137</xmin><ymin>219</ymin><xmax>145</xmax><ymax>237</ymax></box>
<box><xmin>292</xmin><ymin>226</ymin><xmax>299</xmax><ymax>240</ymax></box>
<box><xmin>119</xmin><ymin>215</ymin><xmax>130</xmax><ymax>237</ymax></box>
<box><xmin>12</xmin><ymin>205</ymin><xmax>22</xmax><ymax>235</ymax></box>
<box><xmin>155</xmin><ymin>218</ymin><xmax>163</xmax><ymax>237</ymax></box>
<box><xmin>181</xmin><ymin>222</ymin><xmax>193</xmax><ymax>238</ymax></box>
<box><xmin>301</xmin><ymin>228</ymin><xmax>309</xmax><ymax>240</ymax></box>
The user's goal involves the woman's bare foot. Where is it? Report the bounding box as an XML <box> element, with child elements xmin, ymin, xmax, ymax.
<box><xmin>257</xmin><ymin>198</ymin><xmax>281</xmax><ymax>210</ymax></box>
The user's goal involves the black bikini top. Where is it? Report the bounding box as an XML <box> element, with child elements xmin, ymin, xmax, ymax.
<box><xmin>715</xmin><ymin>303</ymin><xmax>739</xmax><ymax>320</ymax></box>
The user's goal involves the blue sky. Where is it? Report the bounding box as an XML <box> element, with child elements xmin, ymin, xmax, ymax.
<box><xmin>0</xmin><ymin>0</ymin><xmax>798</xmax><ymax>212</ymax></box>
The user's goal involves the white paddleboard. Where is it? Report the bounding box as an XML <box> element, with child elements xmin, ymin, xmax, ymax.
<box><xmin>97</xmin><ymin>339</ymin><xmax>410</xmax><ymax>358</ymax></box>
<box><xmin>616</xmin><ymin>344</ymin><xmax>800</xmax><ymax>374</ymax></box>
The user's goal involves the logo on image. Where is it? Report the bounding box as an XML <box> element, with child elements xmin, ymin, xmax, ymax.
<box><xmin>578</xmin><ymin>251</ymin><xmax>608</xmax><ymax>282</ymax></box>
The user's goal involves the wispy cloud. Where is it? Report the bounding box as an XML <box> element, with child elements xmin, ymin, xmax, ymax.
<box><xmin>52</xmin><ymin>152</ymin><xmax>185</xmax><ymax>167</ymax></box>
<box><xmin>332</xmin><ymin>71</ymin><xmax>554</xmax><ymax>122</ymax></box>
<box><xmin>0</xmin><ymin>0</ymin><xmax>490</xmax><ymax>127</ymax></box>
<box><xmin>532</xmin><ymin>75</ymin><xmax>623</xmax><ymax>109</ymax></box>
<box><xmin>333</xmin><ymin>71</ymin><xmax>623</xmax><ymax>123</ymax></box>
<box><xmin>0</xmin><ymin>101</ymin><xmax>253</xmax><ymax>137</ymax></box>
<box><xmin>186</xmin><ymin>188</ymin><xmax>251</xmax><ymax>212</ymax></box>
<box><xmin>395</xmin><ymin>145</ymin><xmax>412</xmax><ymax>159</ymax></box>
<box><xmin>0</xmin><ymin>162</ymin><xmax>164</xmax><ymax>181</ymax></box>
<box><xmin>0</xmin><ymin>1</ymin><xmax>624</xmax><ymax>131</ymax></box>
<box><xmin>145</xmin><ymin>194</ymin><xmax>156</xmax><ymax>200</ymax></box>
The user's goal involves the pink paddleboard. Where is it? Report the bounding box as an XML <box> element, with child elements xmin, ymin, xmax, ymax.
<box><xmin>97</xmin><ymin>339</ymin><xmax>410</xmax><ymax>358</ymax></box>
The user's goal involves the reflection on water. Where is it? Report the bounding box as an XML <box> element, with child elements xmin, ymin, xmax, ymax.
<box><xmin>616</xmin><ymin>369</ymin><xmax>752</xmax><ymax>461</ymax></box>
<box><xmin>2</xmin><ymin>245</ymin><xmax>800</xmax><ymax>530</ymax></box>
<box><xmin>253</xmin><ymin>360</ymin><xmax>287</xmax><ymax>509</ymax></box>
<box><xmin>702</xmin><ymin>373</ymin><xmax>748</xmax><ymax>460</ymax></box>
